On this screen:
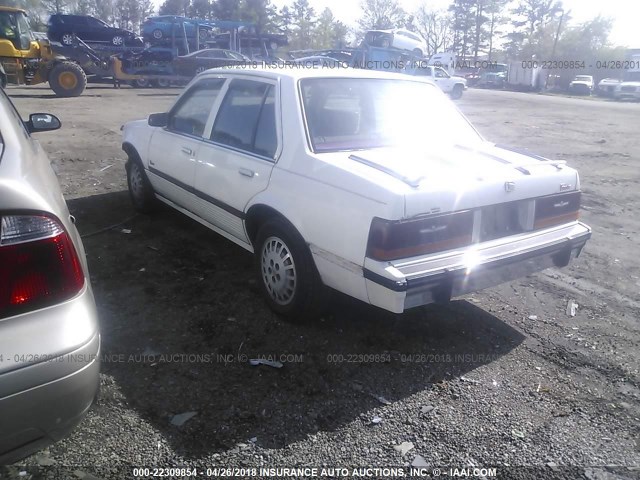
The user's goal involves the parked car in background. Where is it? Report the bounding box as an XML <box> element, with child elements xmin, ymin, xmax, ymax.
<box><xmin>47</xmin><ymin>14</ymin><xmax>140</xmax><ymax>46</ymax></box>
<box><xmin>597</xmin><ymin>77</ymin><xmax>621</xmax><ymax>97</ymax></box>
<box><xmin>172</xmin><ymin>48</ymin><xmax>249</xmax><ymax>76</ymax></box>
<box><xmin>122</xmin><ymin>67</ymin><xmax>590</xmax><ymax>320</ymax></box>
<box><xmin>142</xmin><ymin>16</ymin><xmax>212</xmax><ymax>43</ymax></box>
<box><xmin>364</xmin><ymin>28</ymin><xmax>427</xmax><ymax>57</ymax></box>
<box><xmin>568</xmin><ymin>75</ymin><xmax>594</xmax><ymax>95</ymax></box>
<box><xmin>407</xmin><ymin>63</ymin><xmax>467</xmax><ymax>99</ymax></box>
<box><xmin>475</xmin><ymin>63</ymin><xmax>508</xmax><ymax>89</ymax></box>
<box><xmin>0</xmin><ymin>89</ymin><xmax>100</xmax><ymax>463</ymax></box>
<box><xmin>614</xmin><ymin>70</ymin><xmax>640</xmax><ymax>101</ymax></box>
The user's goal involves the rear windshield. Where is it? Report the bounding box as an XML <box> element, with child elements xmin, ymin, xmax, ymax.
<box><xmin>300</xmin><ymin>78</ymin><xmax>482</xmax><ymax>153</ymax></box>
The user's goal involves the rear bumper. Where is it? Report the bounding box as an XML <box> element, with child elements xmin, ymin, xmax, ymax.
<box><xmin>364</xmin><ymin>221</ymin><xmax>591</xmax><ymax>313</ymax></box>
<box><xmin>0</xmin><ymin>286</ymin><xmax>100</xmax><ymax>464</ymax></box>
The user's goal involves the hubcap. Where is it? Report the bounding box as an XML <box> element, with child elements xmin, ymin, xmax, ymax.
<box><xmin>153</xmin><ymin>30</ymin><xmax>162</xmax><ymax>39</ymax></box>
<box><xmin>113</xmin><ymin>36</ymin><xmax>124</xmax><ymax>45</ymax></box>
<box><xmin>130</xmin><ymin>164</ymin><xmax>145</xmax><ymax>201</ymax></box>
<box><xmin>62</xmin><ymin>34</ymin><xmax>73</xmax><ymax>45</ymax></box>
<box><xmin>59</xmin><ymin>72</ymin><xmax>78</xmax><ymax>89</ymax></box>
<box><xmin>261</xmin><ymin>236</ymin><xmax>296</xmax><ymax>305</ymax></box>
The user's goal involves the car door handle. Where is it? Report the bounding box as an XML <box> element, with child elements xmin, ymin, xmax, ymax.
<box><xmin>181</xmin><ymin>146</ymin><xmax>194</xmax><ymax>156</ymax></box>
<box><xmin>239</xmin><ymin>168</ymin><xmax>255</xmax><ymax>178</ymax></box>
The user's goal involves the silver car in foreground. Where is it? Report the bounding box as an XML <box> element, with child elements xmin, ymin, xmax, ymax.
<box><xmin>0</xmin><ymin>90</ymin><xmax>100</xmax><ymax>463</ymax></box>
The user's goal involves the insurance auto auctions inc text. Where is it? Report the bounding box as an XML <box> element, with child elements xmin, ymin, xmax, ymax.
<box><xmin>203</xmin><ymin>467</ymin><xmax>498</xmax><ymax>478</ymax></box>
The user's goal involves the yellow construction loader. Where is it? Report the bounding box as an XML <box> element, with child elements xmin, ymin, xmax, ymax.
<box><xmin>0</xmin><ymin>6</ymin><xmax>86</xmax><ymax>96</ymax></box>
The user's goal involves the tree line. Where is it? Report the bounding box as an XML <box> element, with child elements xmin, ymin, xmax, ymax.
<box><xmin>0</xmin><ymin>0</ymin><xmax>626</xmax><ymax>64</ymax></box>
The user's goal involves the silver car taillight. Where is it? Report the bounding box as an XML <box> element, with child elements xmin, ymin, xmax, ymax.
<box><xmin>0</xmin><ymin>214</ymin><xmax>85</xmax><ymax>318</ymax></box>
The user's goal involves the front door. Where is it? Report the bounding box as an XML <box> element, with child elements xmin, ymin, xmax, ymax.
<box><xmin>146</xmin><ymin>77</ymin><xmax>226</xmax><ymax>208</ymax></box>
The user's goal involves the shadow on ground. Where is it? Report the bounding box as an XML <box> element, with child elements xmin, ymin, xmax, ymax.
<box><xmin>68</xmin><ymin>191</ymin><xmax>526</xmax><ymax>459</ymax></box>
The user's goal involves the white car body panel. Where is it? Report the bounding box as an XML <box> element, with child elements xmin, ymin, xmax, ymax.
<box><xmin>614</xmin><ymin>81</ymin><xmax>640</xmax><ymax>100</ymax></box>
<box><xmin>122</xmin><ymin>67</ymin><xmax>590</xmax><ymax>314</ymax></box>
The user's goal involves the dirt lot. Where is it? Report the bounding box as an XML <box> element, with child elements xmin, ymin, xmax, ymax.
<box><xmin>2</xmin><ymin>84</ymin><xmax>640</xmax><ymax>479</ymax></box>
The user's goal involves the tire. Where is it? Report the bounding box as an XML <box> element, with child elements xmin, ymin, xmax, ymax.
<box><xmin>412</xmin><ymin>48</ymin><xmax>423</xmax><ymax>57</ymax></box>
<box><xmin>132</xmin><ymin>78</ymin><xmax>150</xmax><ymax>88</ymax></box>
<box><xmin>61</xmin><ymin>33</ymin><xmax>74</xmax><ymax>45</ymax></box>
<box><xmin>154</xmin><ymin>78</ymin><xmax>171</xmax><ymax>87</ymax></box>
<box><xmin>112</xmin><ymin>35</ymin><xmax>125</xmax><ymax>46</ymax></box>
<box><xmin>255</xmin><ymin>217</ymin><xmax>326</xmax><ymax>321</ymax></box>
<box><xmin>152</xmin><ymin>29</ymin><xmax>163</xmax><ymax>39</ymax></box>
<box><xmin>195</xmin><ymin>66</ymin><xmax>207</xmax><ymax>75</ymax></box>
<box><xmin>48</xmin><ymin>62</ymin><xmax>87</xmax><ymax>97</ymax></box>
<box><xmin>126</xmin><ymin>158</ymin><xmax>156</xmax><ymax>213</ymax></box>
<box><xmin>450</xmin><ymin>84</ymin><xmax>464</xmax><ymax>100</ymax></box>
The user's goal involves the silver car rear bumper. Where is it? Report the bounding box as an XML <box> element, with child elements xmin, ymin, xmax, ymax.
<box><xmin>364</xmin><ymin>221</ymin><xmax>591</xmax><ymax>313</ymax></box>
<box><xmin>0</xmin><ymin>287</ymin><xmax>100</xmax><ymax>464</ymax></box>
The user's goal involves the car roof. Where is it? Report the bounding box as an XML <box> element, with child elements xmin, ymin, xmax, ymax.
<box><xmin>201</xmin><ymin>66</ymin><xmax>430</xmax><ymax>82</ymax></box>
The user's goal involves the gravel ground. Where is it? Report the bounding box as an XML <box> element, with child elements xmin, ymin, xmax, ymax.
<box><xmin>1</xmin><ymin>85</ymin><xmax>639</xmax><ymax>480</ymax></box>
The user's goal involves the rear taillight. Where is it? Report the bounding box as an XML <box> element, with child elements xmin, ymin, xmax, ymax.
<box><xmin>367</xmin><ymin>211</ymin><xmax>474</xmax><ymax>261</ymax></box>
<box><xmin>0</xmin><ymin>214</ymin><xmax>85</xmax><ymax>318</ymax></box>
<box><xmin>534</xmin><ymin>191</ymin><xmax>581</xmax><ymax>230</ymax></box>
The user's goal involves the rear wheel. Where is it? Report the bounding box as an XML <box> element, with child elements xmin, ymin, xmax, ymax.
<box><xmin>198</xmin><ymin>28</ymin><xmax>208</xmax><ymax>42</ymax></box>
<box><xmin>152</xmin><ymin>29</ymin><xmax>163</xmax><ymax>39</ymax></box>
<box><xmin>112</xmin><ymin>35</ymin><xmax>125</xmax><ymax>46</ymax></box>
<box><xmin>126</xmin><ymin>158</ymin><xmax>156</xmax><ymax>213</ymax></box>
<box><xmin>255</xmin><ymin>218</ymin><xmax>326</xmax><ymax>322</ymax></box>
<box><xmin>48</xmin><ymin>62</ymin><xmax>87</xmax><ymax>97</ymax></box>
<box><xmin>450</xmin><ymin>84</ymin><xmax>464</xmax><ymax>100</ymax></box>
<box><xmin>155</xmin><ymin>78</ymin><xmax>171</xmax><ymax>87</ymax></box>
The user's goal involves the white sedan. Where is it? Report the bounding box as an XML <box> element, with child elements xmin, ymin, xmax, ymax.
<box><xmin>122</xmin><ymin>67</ymin><xmax>591</xmax><ymax>320</ymax></box>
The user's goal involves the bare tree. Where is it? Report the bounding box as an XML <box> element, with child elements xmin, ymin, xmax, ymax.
<box><xmin>357</xmin><ymin>0</ymin><xmax>406</xmax><ymax>32</ymax></box>
<box><xmin>413</xmin><ymin>4</ymin><xmax>453</xmax><ymax>56</ymax></box>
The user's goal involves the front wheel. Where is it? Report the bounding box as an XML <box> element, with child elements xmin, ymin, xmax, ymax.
<box><xmin>255</xmin><ymin>218</ymin><xmax>326</xmax><ymax>321</ymax></box>
<box><xmin>61</xmin><ymin>33</ymin><xmax>74</xmax><ymax>45</ymax></box>
<box><xmin>126</xmin><ymin>159</ymin><xmax>156</xmax><ymax>213</ymax></box>
<box><xmin>132</xmin><ymin>78</ymin><xmax>151</xmax><ymax>88</ymax></box>
<box><xmin>450</xmin><ymin>84</ymin><xmax>464</xmax><ymax>100</ymax></box>
<box><xmin>49</xmin><ymin>62</ymin><xmax>87</xmax><ymax>97</ymax></box>
<box><xmin>112</xmin><ymin>35</ymin><xmax>125</xmax><ymax>46</ymax></box>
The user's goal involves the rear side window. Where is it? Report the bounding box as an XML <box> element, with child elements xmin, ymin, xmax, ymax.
<box><xmin>168</xmin><ymin>78</ymin><xmax>225</xmax><ymax>137</ymax></box>
<box><xmin>211</xmin><ymin>79</ymin><xmax>277</xmax><ymax>159</ymax></box>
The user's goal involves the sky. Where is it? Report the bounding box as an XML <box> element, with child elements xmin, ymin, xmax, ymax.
<box><xmin>268</xmin><ymin>0</ymin><xmax>639</xmax><ymax>48</ymax></box>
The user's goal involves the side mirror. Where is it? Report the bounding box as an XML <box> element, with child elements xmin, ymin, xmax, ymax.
<box><xmin>26</xmin><ymin>113</ymin><xmax>61</xmax><ymax>133</ymax></box>
<box><xmin>148</xmin><ymin>112</ymin><xmax>168</xmax><ymax>127</ymax></box>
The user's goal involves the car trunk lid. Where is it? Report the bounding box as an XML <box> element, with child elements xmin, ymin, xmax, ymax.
<box><xmin>347</xmin><ymin>143</ymin><xmax>577</xmax><ymax>218</ymax></box>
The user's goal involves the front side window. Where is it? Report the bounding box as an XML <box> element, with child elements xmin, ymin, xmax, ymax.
<box><xmin>168</xmin><ymin>78</ymin><xmax>225</xmax><ymax>137</ymax></box>
<box><xmin>211</xmin><ymin>79</ymin><xmax>277</xmax><ymax>158</ymax></box>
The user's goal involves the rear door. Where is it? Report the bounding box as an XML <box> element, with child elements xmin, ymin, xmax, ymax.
<box><xmin>146</xmin><ymin>77</ymin><xmax>226</xmax><ymax>208</ymax></box>
<box><xmin>193</xmin><ymin>78</ymin><xmax>279</xmax><ymax>242</ymax></box>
